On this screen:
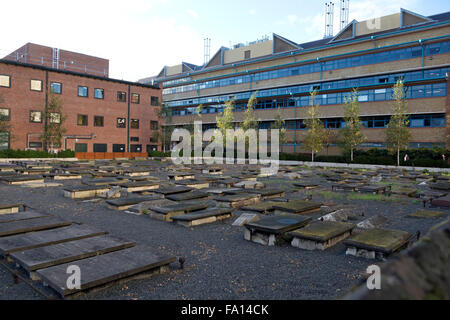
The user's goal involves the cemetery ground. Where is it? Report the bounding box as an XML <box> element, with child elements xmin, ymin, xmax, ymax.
<box><xmin>0</xmin><ymin>159</ymin><xmax>448</xmax><ymax>300</ymax></box>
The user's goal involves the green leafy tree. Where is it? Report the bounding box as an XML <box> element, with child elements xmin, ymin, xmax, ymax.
<box><xmin>386</xmin><ymin>80</ymin><xmax>411</xmax><ymax>166</ymax></box>
<box><xmin>156</xmin><ymin>103</ymin><xmax>174</xmax><ymax>153</ymax></box>
<box><xmin>271</xmin><ymin>106</ymin><xmax>287</xmax><ymax>146</ymax></box>
<box><xmin>339</xmin><ymin>89</ymin><xmax>367</xmax><ymax>162</ymax></box>
<box><xmin>303</xmin><ymin>91</ymin><xmax>327</xmax><ymax>162</ymax></box>
<box><xmin>216</xmin><ymin>99</ymin><xmax>235</xmax><ymax>147</ymax></box>
<box><xmin>241</xmin><ymin>93</ymin><xmax>259</xmax><ymax>131</ymax></box>
<box><xmin>41</xmin><ymin>93</ymin><xmax>66</xmax><ymax>152</ymax></box>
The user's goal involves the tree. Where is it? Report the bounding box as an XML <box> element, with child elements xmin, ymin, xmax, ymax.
<box><xmin>241</xmin><ymin>93</ymin><xmax>259</xmax><ymax>131</ymax></box>
<box><xmin>215</xmin><ymin>99</ymin><xmax>235</xmax><ymax>147</ymax></box>
<box><xmin>271</xmin><ymin>106</ymin><xmax>287</xmax><ymax>147</ymax></box>
<box><xmin>41</xmin><ymin>93</ymin><xmax>66</xmax><ymax>153</ymax></box>
<box><xmin>303</xmin><ymin>91</ymin><xmax>327</xmax><ymax>162</ymax></box>
<box><xmin>0</xmin><ymin>94</ymin><xmax>12</xmax><ymax>150</ymax></box>
<box><xmin>156</xmin><ymin>103</ymin><xmax>174</xmax><ymax>153</ymax></box>
<box><xmin>386</xmin><ymin>80</ymin><xmax>411</xmax><ymax>167</ymax></box>
<box><xmin>339</xmin><ymin>89</ymin><xmax>367</xmax><ymax>162</ymax></box>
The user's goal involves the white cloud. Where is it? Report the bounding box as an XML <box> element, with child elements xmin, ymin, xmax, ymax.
<box><xmin>188</xmin><ymin>9</ymin><xmax>199</xmax><ymax>20</ymax></box>
<box><xmin>287</xmin><ymin>15</ymin><xmax>298</xmax><ymax>25</ymax></box>
<box><xmin>249</xmin><ymin>9</ymin><xmax>256</xmax><ymax>15</ymax></box>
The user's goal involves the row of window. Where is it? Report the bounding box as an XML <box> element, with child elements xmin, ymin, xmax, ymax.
<box><xmin>162</xmin><ymin>40</ymin><xmax>450</xmax><ymax>95</ymax></box>
<box><xmin>282</xmin><ymin>142</ymin><xmax>446</xmax><ymax>149</ymax></box>
<box><xmin>0</xmin><ymin>76</ymin><xmax>160</xmax><ymax>106</ymax></box>
<box><xmin>171</xmin><ymin>83</ymin><xmax>447</xmax><ymax>117</ymax></box>
<box><xmin>0</xmin><ymin>108</ymin><xmax>159</xmax><ymax>130</ymax></box>
<box><xmin>166</xmin><ymin>66</ymin><xmax>449</xmax><ymax>109</ymax></box>
<box><xmin>74</xmin><ymin>143</ymin><xmax>157</xmax><ymax>153</ymax></box>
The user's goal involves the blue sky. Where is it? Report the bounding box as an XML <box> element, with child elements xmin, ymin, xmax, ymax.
<box><xmin>1</xmin><ymin>0</ymin><xmax>449</xmax><ymax>81</ymax></box>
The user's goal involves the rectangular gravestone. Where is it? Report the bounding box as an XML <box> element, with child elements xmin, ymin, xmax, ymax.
<box><xmin>0</xmin><ymin>210</ymin><xmax>49</xmax><ymax>224</ymax></box>
<box><xmin>153</xmin><ymin>185</ymin><xmax>193</xmax><ymax>196</ymax></box>
<box><xmin>175</xmin><ymin>179</ymin><xmax>210</xmax><ymax>189</ymax></box>
<box><xmin>168</xmin><ymin>172</ymin><xmax>195</xmax><ymax>181</ymax></box>
<box><xmin>213</xmin><ymin>193</ymin><xmax>260</xmax><ymax>209</ymax></box>
<box><xmin>407</xmin><ymin>210</ymin><xmax>446</xmax><ymax>219</ymax></box>
<box><xmin>293</xmin><ymin>182</ymin><xmax>319</xmax><ymax>190</ymax></box>
<box><xmin>63</xmin><ymin>185</ymin><xmax>111</xmax><ymax>199</ymax></box>
<box><xmin>10</xmin><ymin>235</ymin><xmax>135</xmax><ymax>275</ymax></box>
<box><xmin>232</xmin><ymin>213</ymin><xmax>259</xmax><ymax>227</ymax></box>
<box><xmin>171</xmin><ymin>208</ymin><xmax>233</xmax><ymax>227</ymax></box>
<box><xmin>165</xmin><ymin>191</ymin><xmax>209</xmax><ymax>202</ymax></box>
<box><xmin>289</xmin><ymin>221</ymin><xmax>355</xmax><ymax>251</ymax></box>
<box><xmin>36</xmin><ymin>245</ymin><xmax>176</xmax><ymax>297</ymax></box>
<box><xmin>106</xmin><ymin>196</ymin><xmax>161</xmax><ymax>211</ymax></box>
<box><xmin>149</xmin><ymin>202</ymin><xmax>209</xmax><ymax>222</ymax></box>
<box><xmin>0</xmin><ymin>175</ymin><xmax>45</xmax><ymax>185</ymax></box>
<box><xmin>431</xmin><ymin>195</ymin><xmax>450</xmax><ymax>207</ymax></box>
<box><xmin>119</xmin><ymin>181</ymin><xmax>159</xmax><ymax>193</ymax></box>
<box><xmin>0</xmin><ymin>225</ymin><xmax>107</xmax><ymax>255</ymax></box>
<box><xmin>246</xmin><ymin>189</ymin><xmax>286</xmax><ymax>200</ymax></box>
<box><xmin>273</xmin><ymin>200</ymin><xmax>322</xmax><ymax>215</ymax></box>
<box><xmin>0</xmin><ymin>217</ymin><xmax>72</xmax><ymax>238</ymax></box>
<box><xmin>241</xmin><ymin>201</ymin><xmax>280</xmax><ymax>214</ymax></box>
<box><xmin>344</xmin><ymin>228</ymin><xmax>414</xmax><ymax>259</ymax></box>
<box><xmin>244</xmin><ymin>214</ymin><xmax>312</xmax><ymax>246</ymax></box>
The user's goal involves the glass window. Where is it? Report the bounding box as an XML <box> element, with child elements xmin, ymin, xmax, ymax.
<box><xmin>117</xmin><ymin>91</ymin><xmax>126</xmax><ymax>102</ymax></box>
<box><xmin>130</xmin><ymin>137</ymin><xmax>139</xmax><ymax>142</ymax></box>
<box><xmin>94</xmin><ymin>116</ymin><xmax>104</xmax><ymax>127</ymax></box>
<box><xmin>77</xmin><ymin>114</ymin><xmax>88</xmax><ymax>126</ymax></box>
<box><xmin>50</xmin><ymin>82</ymin><xmax>62</xmax><ymax>94</ymax></box>
<box><xmin>75</xmin><ymin>143</ymin><xmax>87</xmax><ymax>153</ymax></box>
<box><xmin>50</xmin><ymin>113</ymin><xmax>61</xmax><ymax>124</ymax></box>
<box><xmin>94</xmin><ymin>88</ymin><xmax>104</xmax><ymax>99</ymax></box>
<box><xmin>0</xmin><ymin>132</ymin><xmax>10</xmax><ymax>150</ymax></box>
<box><xmin>30</xmin><ymin>80</ymin><xmax>42</xmax><ymax>91</ymax></box>
<box><xmin>78</xmin><ymin>86</ymin><xmax>88</xmax><ymax>97</ymax></box>
<box><xmin>150</xmin><ymin>121</ymin><xmax>159</xmax><ymax>130</ymax></box>
<box><xmin>410</xmin><ymin>118</ymin><xmax>424</xmax><ymax>127</ymax></box>
<box><xmin>131</xmin><ymin>93</ymin><xmax>140</xmax><ymax>104</ymax></box>
<box><xmin>130</xmin><ymin>119</ymin><xmax>139</xmax><ymax>129</ymax></box>
<box><xmin>113</xmin><ymin>144</ymin><xmax>125</xmax><ymax>152</ymax></box>
<box><xmin>0</xmin><ymin>75</ymin><xmax>10</xmax><ymax>87</ymax></box>
<box><xmin>93</xmin><ymin>144</ymin><xmax>107</xmax><ymax>152</ymax></box>
<box><xmin>0</xmin><ymin>108</ymin><xmax>10</xmax><ymax>121</ymax></box>
<box><xmin>30</xmin><ymin>111</ymin><xmax>42</xmax><ymax>123</ymax></box>
<box><xmin>28</xmin><ymin>141</ymin><xmax>43</xmax><ymax>148</ymax></box>
<box><xmin>151</xmin><ymin>96</ymin><xmax>159</xmax><ymax>106</ymax></box>
<box><xmin>117</xmin><ymin>118</ymin><xmax>126</xmax><ymax>128</ymax></box>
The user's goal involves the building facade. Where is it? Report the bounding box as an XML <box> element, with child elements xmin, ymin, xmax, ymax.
<box><xmin>0</xmin><ymin>59</ymin><xmax>161</xmax><ymax>153</ymax></box>
<box><xmin>144</xmin><ymin>9</ymin><xmax>450</xmax><ymax>155</ymax></box>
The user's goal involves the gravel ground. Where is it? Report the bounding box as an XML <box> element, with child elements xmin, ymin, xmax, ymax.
<box><xmin>0</xmin><ymin>165</ymin><xmax>447</xmax><ymax>300</ymax></box>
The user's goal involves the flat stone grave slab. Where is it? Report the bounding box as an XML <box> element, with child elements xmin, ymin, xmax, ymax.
<box><xmin>171</xmin><ymin>208</ymin><xmax>233</xmax><ymax>227</ymax></box>
<box><xmin>202</xmin><ymin>167</ymin><xmax>223</xmax><ymax>175</ymax></box>
<box><xmin>391</xmin><ymin>186</ymin><xmax>417</xmax><ymax>197</ymax></box>
<box><xmin>232</xmin><ymin>213</ymin><xmax>259</xmax><ymax>227</ymax></box>
<box><xmin>123</xmin><ymin>169</ymin><xmax>151</xmax><ymax>177</ymax></box>
<box><xmin>213</xmin><ymin>178</ymin><xmax>241</xmax><ymax>188</ymax></box>
<box><xmin>407</xmin><ymin>210</ymin><xmax>446</xmax><ymax>219</ymax></box>
<box><xmin>126</xmin><ymin>199</ymin><xmax>174</xmax><ymax>214</ymax></box>
<box><xmin>418</xmin><ymin>190</ymin><xmax>447</xmax><ymax>199</ymax></box>
<box><xmin>355</xmin><ymin>185</ymin><xmax>391</xmax><ymax>194</ymax></box>
<box><xmin>0</xmin><ymin>175</ymin><xmax>45</xmax><ymax>185</ymax></box>
<box><xmin>0</xmin><ymin>204</ymin><xmax>22</xmax><ymax>215</ymax></box>
<box><xmin>431</xmin><ymin>195</ymin><xmax>450</xmax><ymax>207</ymax></box>
<box><xmin>149</xmin><ymin>202</ymin><xmax>209</xmax><ymax>222</ymax></box>
<box><xmin>165</xmin><ymin>191</ymin><xmax>209</xmax><ymax>202</ymax></box>
<box><xmin>36</xmin><ymin>245</ymin><xmax>176</xmax><ymax>298</ymax></box>
<box><xmin>10</xmin><ymin>235</ymin><xmax>136</xmax><ymax>276</ymax></box>
<box><xmin>331</xmin><ymin>183</ymin><xmax>361</xmax><ymax>192</ymax></box>
<box><xmin>213</xmin><ymin>193</ymin><xmax>260</xmax><ymax>209</ymax></box>
<box><xmin>203</xmin><ymin>188</ymin><xmax>241</xmax><ymax>195</ymax></box>
<box><xmin>272</xmin><ymin>200</ymin><xmax>322</xmax><ymax>215</ymax></box>
<box><xmin>0</xmin><ymin>217</ymin><xmax>72</xmax><ymax>238</ymax></box>
<box><xmin>244</xmin><ymin>214</ymin><xmax>312</xmax><ymax>246</ymax></box>
<box><xmin>241</xmin><ymin>201</ymin><xmax>280</xmax><ymax>214</ymax></box>
<box><xmin>0</xmin><ymin>225</ymin><xmax>107</xmax><ymax>255</ymax></box>
<box><xmin>430</xmin><ymin>182</ymin><xmax>450</xmax><ymax>191</ymax></box>
<box><xmin>22</xmin><ymin>182</ymin><xmax>63</xmax><ymax>188</ymax></box>
<box><xmin>81</xmin><ymin>177</ymin><xmax>118</xmax><ymax>186</ymax></box>
<box><xmin>45</xmin><ymin>173</ymin><xmax>82</xmax><ymax>180</ymax></box>
<box><xmin>63</xmin><ymin>185</ymin><xmax>111</xmax><ymax>199</ymax></box>
<box><xmin>174</xmin><ymin>179</ymin><xmax>210</xmax><ymax>189</ymax></box>
<box><xmin>288</xmin><ymin>221</ymin><xmax>356</xmax><ymax>251</ymax></box>
<box><xmin>118</xmin><ymin>181</ymin><xmax>159</xmax><ymax>193</ymax></box>
<box><xmin>234</xmin><ymin>181</ymin><xmax>265</xmax><ymax>189</ymax></box>
<box><xmin>344</xmin><ymin>228</ymin><xmax>414</xmax><ymax>259</ymax></box>
<box><xmin>293</xmin><ymin>182</ymin><xmax>319</xmax><ymax>190</ymax></box>
<box><xmin>0</xmin><ymin>210</ymin><xmax>49</xmax><ymax>224</ymax></box>
<box><xmin>168</xmin><ymin>172</ymin><xmax>195</xmax><ymax>181</ymax></box>
<box><xmin>153</xmin><ymin>185</ymin><xmax>193</xmax><ymax>196</ymax></box>
<box><xmin>246</xmin><ymin>188</ymin><xmax>286</xmax><ymax>200</ymax></box>
<box><xmin>106</xmin><ymin>196</ymin><xmax>162</xmax><ymax>211</ymax></box>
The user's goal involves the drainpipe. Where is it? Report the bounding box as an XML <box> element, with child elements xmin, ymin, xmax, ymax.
<box><xmin>317</xmin><ymin>57</ymin><xmax>322</xmax><ymax>81</ymax></box>
<box><xmin>292</xmin><ymin>92</ymin><xmax>297</xmax><ymax>153</ymax></box>
<box><xmin>371</xmin><ymin>36</ymin><xmax>377</xmax><ymax>48</ymax></box>
<box><xmin>127</xmin><ymin>85</ymin><xmax>131</xmax><ymax>152</ymax></box>
<box><xmin>419</xmin><ymin>39</ymin><xmax>425</xmax><ymax>68</ymax></box>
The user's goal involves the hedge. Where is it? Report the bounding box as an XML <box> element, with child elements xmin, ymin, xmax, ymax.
<box><xmin>0</xmin><ymin>149</ymin><xmax>75</xmax><ymax>159</ymax></box>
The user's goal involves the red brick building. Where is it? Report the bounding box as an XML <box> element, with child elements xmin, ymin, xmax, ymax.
<box><xmin>4</xmin><ymin>43</ymin><xmax>109</xmax><ymax>78</ymax></box>
<box><xmin>0</xmin><ymin>59</ymin><xmax>161</xmax><ymax>153</ymax></box>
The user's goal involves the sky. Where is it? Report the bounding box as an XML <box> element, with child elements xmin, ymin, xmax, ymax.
<box><xmin>1</xmin><ymin>0</ymin><xmax>449</xmax><ymax>82</ymax></box>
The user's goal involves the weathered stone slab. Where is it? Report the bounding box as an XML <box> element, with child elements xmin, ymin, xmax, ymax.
<box><xmin>119</xmin><ymin>181</ymin><xmax>159</xmax><ymax>193</ymax></box>
<box><xmin>0</xmin><ymin>175</ymin><xmax>45</xmax><ymax>185</ymax></box>
<box><xmin>344</xmin><ymin>228</ymin><xmax>414</xmax><ymax>258</ymax></box>
<box><xmin>232</xmin><ymin>213</ymin><xmax>259</xmax><ymax>227</ymax></box>
<box><xmin>165</xmin><ymin>191</ymin><xmax>209</xmax><ymax>202</ymax></box>
<box><xmin>241</xmin><ymin>201</ymin><xmax>279</xmax><ymax>214</ymax></box>
<box><xmin>168</xmin><ymin>172</ymin><xmax>195</xmax><ymax>181</ymax></box>
<box><xmin>149</xmin><ymin>202</ymin><xmax>209</xmax><ymax>222</ymax></box>
<box><xmin>246</xmin><ymin>189</ymin><xmax>286</xmax><ymax>200</ymax></box>
<box><xmin>234</xmin><ymin>181</ymin><xmax>264</xmax><ymax>189</ymax></box>
<box><xmin>357</xmin><ymin>215</ymin><xmax>388</xmax><ymax>230</ymax></box>
<box><xmin>153</xmin><ymin>185</ymin><xmax>193</xmax><ymax>196</ymax></box>
<box><xmin>0</xmin><ymin>217</ymin><xmax>72</xmax><ymax>238</ymax></box>
<box><xmin>10</xmin><ymin>235</ymin><xmax>135</xmax><ymax>274</ymax></box>
<box><xmin>272</xmin><ymin>200</ymin><xmax>322</xmax><ymax>215</ymax></box>
<box><xmin>36</xmin><ymin>245</ymin><xmax>176</xmax><ymax>297</ymax></box>
<box><xmin>288</xmin><ymin>221</ymin><xmax>355</xmax><ymax>250</ymax></box>
<box><xmin>171</xmin><ymin>208</ymin><xmax>233</xmax><ymax>227</ymax></box>
<box><xmin>106</xmin><ymin>196</ymin><xmax>161</xmax><ymax>211</ymax></box>
<box><xmin>293</xmin><ymin>182</ymin><xmax>319</xmax><ymax>190</ymax></box>
<box><xmin>431</xmin><ymin>195</ymin><xmax>450</xmax><ymax>207</ymax></box>
<box><xmin>63</xmin><ymin>185</ymin><xmax>111</xmax><ymax>199</ymax></box>
<box><xmin>0</xmin><ymin>204</ymin><xmax>22</xmax><ymax>215</ymax></box>
<box><xmin>174</xmin><ymin>179</ymin><xmax>210</xmax><ymax>189</ymax></box>
<box><xmin>0</xmin><ymin>210</ymin><xmax>48</xmax><ymax>224</ymax></box>
<box><xmin>430</xmin><ymin>182</ymin><xmax>450</xmax><ymax>191</ymax></box>
<box><xmin>213</xmin><ymin>193</ymin><xmax>260</xmax><ymax>209</ymax></box>
<box><xmin>408</xmin><ymin>210</ymin><xmax>446</xmax><ymax>219</ymax></box>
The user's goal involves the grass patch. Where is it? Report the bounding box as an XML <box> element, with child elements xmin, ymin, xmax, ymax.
<box><xmin>347</xmin><ymin>193</ymin><xmax>402</xmax><ymax>202</ymax></box>
<box><xmin>307</xmin><ymin>191</ymin><xmax>347</xmax><ymax>201</ymax></box>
